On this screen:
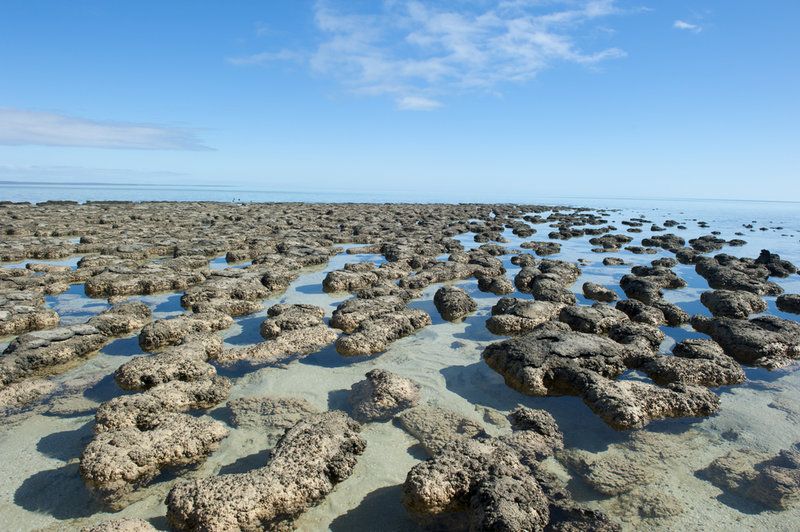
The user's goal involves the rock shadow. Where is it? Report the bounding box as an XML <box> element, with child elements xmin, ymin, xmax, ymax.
<box><xmin>218</xmin><ymin>448</ymin><xmax>272</xmax><ymax>475</ymax></box>
<box><xmin>36</xmin><ymin>421</ymin><xmax>93</xmax><ymax>461</ymax></box>
<box><xmin>14</xmin><ymin>462</ymin><xmax>99</xmax><ymax>519</ymax></box>
<box><xmin>329</xmin><ymin>484</ymin><xmax>419</xmax><ymax>532</ymax></box>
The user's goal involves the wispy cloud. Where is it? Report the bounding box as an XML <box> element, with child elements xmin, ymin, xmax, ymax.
<box><xmin>0</xmin><ymin>108</ymin><xmax>210</xmax><ymax>150</ymax></box>
<box><xmin>234</xmin><ymin>0</ymin><xmax>626</xmax><ymax>110</ymax></box>
<box><xmin>673</xmin><ymin>20</ymin><xmax>702</xmax><ymax>33</ymax></box>
<box><xmin>227</xmin><ymin>49</ymin><xmax>303</xmax><ymax>66</ymax></box>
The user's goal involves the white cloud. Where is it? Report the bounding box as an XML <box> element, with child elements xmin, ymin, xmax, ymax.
<box><xmin>396</xmin><ymin>96</ymin><xmax>443</xmax><ymax>111</ymax></box>
<box><xmin>227</xmin><ymin>49</ymin><xmax>303</xmax><ymax>66</ymax></box>
<box><xmin>673</xmin><ymin>20</ymin><xmax>702</xmax><ymax>33</ymax></box>
<box><xmin>236</xmin><ymin>0</ymin><xmax>626</xmax><ymax>110</ymax></box>
<box><xmin>0</xmin><ymin>108</ymin><xmax>210</xmax><ymax>150</ymax></box>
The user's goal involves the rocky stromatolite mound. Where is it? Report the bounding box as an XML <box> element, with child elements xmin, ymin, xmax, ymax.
<box><xmin>396</xmin><ymin>405</ymin><xmax>489</xmax><ymax>456</ymax></box>
<box><xmin>558</xmin><ymin>303</ymin><xmax>629</xmax><ymax>335</ymax></box>
<box><xmin>228</xmin><ymin>395</ymin><xmax>319</xmax><ymax>430</ymax></box>
<box><xmin>699</xmin><ymin>444</ymin><xmax>800</xmax><ymax>510</ymax></box>
<box><xmin>80</xmin><ymin>412</ymin><xmax>229</xmax><ymax>509</ymax></box>
<box><xmin>755</xmin><ymin>249</ymin><xmax>798</xmax><ymax>278</ymax></box>
<box><xmin>777</xmin><ymin>294</ymin><xmax>800</xmax><ymax>315</ymax></box>
<box><xmin>476</xmin><ymin>275</ymin><xmax>514</xmax><ymax>295</ymax></box>
<box><xmin>1</xmin><ymin>302</ymin><xmax>152</xmax><ymax>390</ymax></box>
<box><xmin>641</xmin><ymin>339</ymin><xmax>745</xmax><ymax>387</ymax></box>
<box><xmin>700</xmin><ymin>290</ymin><xmax>768</xmax><ymax>319</ymax></box>
<box><xmin>433</xmin><ymin>285</ymin><xmax>477</xmax><ymax>322</ymax></box>
<box><xmin>114</xmin><ymin>334</ymin><xmax>222</xmax><ymax>391</ymax></box>
<box><xmin>401</xmin><ymin>405</ymin><xmax>617</xmax><ymax>531</ymax></box>
<box><xmin>403</xmin><ymin>437</ymin><xmax>550</xmax><ymax>531</ymax></box>
<box><xmin>582</xmin><ymin>282</ymin><xmax>618</xmax><ymax>302</ymax></box>
<box><xmin>691</xmin><ymin>315</ymin><xmax>800</xmax><ymax>369</ymax></box>
<box><xmin>348</xmin><ymin>369</ymin><xmax>421</xmax><ymax>422</ymax></box>
<box><xmin>695</xmin><ymin>254</ymin><xmax>783</xmax><ymax>295</ymax></box>
<box><xmin>259</xmin><ymin>303</ymin><xmax>326</xmax><ymax>339</ymax></box>
<box><xmin>482</xmin><ymin>322</ymin><xmax>719</xmax><ymax>429</ymax></box>
<box><xmin>165</xmin><ymin>412</ymin><xmax>366</xmax><ymax>531</ymax></box>
<box><xmin>216</xmin><ymin>302</ymin><xmax>337</xmax><ymax>364</ymax></box>
<box><xmin>485</xmin><ymin>297</ymin><xmax>564</xmax><ymax>335</ymax></box>
<box><xmin>335</xmin><ymin>307</ymin><xmax>431</xmax><ymax>356</ymax></box>
<box><xmin>138</xmin><ymin>311</ymin><xmax>232</xmax><ymax>352</ymax></box>
<box><xmin>0</xmin><ymin>290</ymin><xmax>59</xmax><ymax>336</ymax></box>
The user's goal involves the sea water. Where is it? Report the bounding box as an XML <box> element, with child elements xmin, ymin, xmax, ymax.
<box><xmin>1</xmin><ymin>189</ymin><xmax>799</xmax><ymax>531</ymax></box>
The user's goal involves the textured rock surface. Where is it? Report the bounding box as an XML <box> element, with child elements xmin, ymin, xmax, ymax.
<box><xmin>138</xmin><ymin>311</ymin><xmax>232</xmax><ymax>352</ymax></box>
<box><xmin>691</xmin><ymin>315</ymin><xmax>800</xmax><ymax>368</ymax></box>
<box><xmin>1</xmin><ymin>303</ymin><xmax>151</xmax><ymax>389</ymax></box>
<box><xmin>228</xmin><ymin>395</ymin><xmax>319</xmax><ymax>430</ymax></box>
<box><xmin>81</xmin><ymin>518</ymin><xmax>157</xmax><ymax>532</ymax></box>
<box><xmin>81</xmin><ymin>412</ymin><xmax>229</xmax><ymax>509</ymax></box>
<box><xmin>335</xmin><ymin>308</ymin><xmax>431</xmax><ymax>356</ymax></box>
<box><xmin>582</xmin><ymin>282</ymin><xmax>618</xmax><ymax>302</ymax></box>
<box><xmin>348</xmin><ymin>369</ymin><xmax>421</xmax><ymax>422</ymax></box>
<box><xmin>260</xmin><ymin>303</ymin><xmax>326</xmax><ymax>339</ymax></box>
<box><xmin>165</xmin><ymin>412</ymin><xmax>366</xmax><ymax>531</ymax></box>
<box><xmin>699</xmin><ymin>444</ymin><xmax>800</xmax><ymax>510</ymax></box>
<box><xmin>486</xmin><ymin>297</ymin><xmax>564</xmax><ymax>335</ymax></box>
<box><xmin>483</xmin><ymin>322</ymin><xmax>719</xmax><ymax>429</ymax></box>
<box><xmin>700</xmin><ymin>290</ymin><xmax>768</xmax><ymax>319</ymax></box>
<box><xmin>433</xmin><ymin>285</ymin><xmax>477</xmax><ymax>322</ymax></box>
<box><xmin>777</xmin><ymin>294</ymin><xmax>800</xmax><ymax>314</ymax></box>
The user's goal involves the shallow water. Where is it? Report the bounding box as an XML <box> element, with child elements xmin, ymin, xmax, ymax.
<box><xmin>1</xmin><ymin>200</ymin><xmax>800</xmax><ymax>531</ymax></box>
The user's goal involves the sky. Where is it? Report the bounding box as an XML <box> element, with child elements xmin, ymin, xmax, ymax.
<box><xmin>0</xmin><ymin>0</ymin><xmax>798</xmax><ymax>201</ymax></box>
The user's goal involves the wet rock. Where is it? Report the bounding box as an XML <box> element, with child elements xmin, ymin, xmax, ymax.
<box><xmin>699</xmin><ymin>445</ymin><xmax>800</xmax><ymax>510</ymax></box>
<box><xmin>403</xmin><ymin>438</ymin><xmax>550</xmax><ymax>532</ymax></box>
<box><xmin>558</xmin><ymin>304</ymin><xmax>629</xmax><ymax>334</ymax></box>
<box><xmin>695</xmin><ymin>254</ymin><xmax>783</xmax><ymax>295</ymax></box>
<box><xmin>81</xmin><ymin>412</ymin><xmax>229</xmax><ymax>509</ymax></box>
<box><xmin>84</xmin><ymin>259</ymin><xmax>207</xmax><ymax>298</ymax></box>
<box><xmin>777</xmin><ymin>294</ymin><xmax>800</xmax><ymax>314</ymax></box>
<box><xmin>165</xmin><ymin>412</ymin><xmax>366</xmax><ymax>531</ymax></box>
<box><xmin>689</xmin><ymin>235</ymin><xmax>727</xmax><ymax>252</ymax></box>
<box><xmin>603</xmin><ymin>257</ymin><xmax>626</xmax><ymax>266</ymax></box>
<box><xmin>651</xmin><ymin>300</ymin><xmax>690</xmax><ymax>326</ymax></box>
<box><xmin>521</xmin><ymin>240</ymin><xmax>561</xmax><ymax>256</ymax></box>
<box><xmin>616</xmin><ymin>299</ymin><xmax>665</xmax><ymax>326</ymax></box>
<box><xmin>483</xmin><ymin>322</ymin><xmax>719</xmax><ymax>429</ymax></box>
<box><xmin>217</xmin><ymin>324</ymin><xmax>337</xmax><ymax>364</ymax></box>
<box><xmin>607</xmin><ymin>321</ymin><xmax>666</xmax><ymax>350</ymax></box>
<box><xmin>138</xmin><ymin>311</ymin><xmax>232</xmax><ymax>352</ymax></box>
<box><xmin>476</xmin><ymin>275</ymin><xmax>514</xmax><ymax>295</ymax></box>
<box><xmin>348</xmin><ymin>369</ymin><xmax>421</xmax><ymax>422</ymax></box>
<box><xmin>228</xmin><ymin>396</ymin><xmax>319</xmax><ymax>430</ymax></box>
<box><xmin>582</xmin><ymin>282</ymin><xmax>618</xmax><ymax>302</ymax></box>
<box><xmin>1</xmin><ymin>303</ymin><xmax>151</xmax><ymax>389</ymax></box>
<box><xmin>335</xmin><ymin>308</ymin><xmax>431</xmax><ymax>356</ymax></box>
<box><xmin>396</xmin><ymin>405</ymin><xmax>489</xmax><ymax>456</ymax></box>
<box><xmin>0</xmin><ymin>291</ymin><xmax>59</xmax><ymax>336</ymax></box>
<box><xmin>433</xmin><ymin>286</ymin><xmax>477</xmax><ymax>322</ymax></box>
<box><xmin>260</xmin><ymin>303</ymin><xmax>326</xmax><ymax>339</ymax></box>
<box><xmin>755</xmin><ymin>249</ymin><xmax>798</xmax><ymax>278</ymax></box>
<box><xmin>559</xmin><ymin>448</ymin><xmax>654</xmax><ymax>495</ymax></box>
<box><xmin>0</xmin><ymin>378</ymin><xmax>57</xmax><ymax>414</ymax></box>
<box><xmin>330</xmin><ymin>295</ymin><xmax>407</xmax><ymax>333</ymax></box>
<box><xmin>641</xmin><ymin>339</ymin><xmax>745</xmax><ymax>387</ymax></box>
<box><xmin>700</xmin><ymin>290</ymin><xmax>768</xmax><ymax>319</ymax></box>
<box><xmin>94</xmin><ymin>377</ymin><xmax>231</xmax><ymax>432</ymax></box>
<box><xmin>691</xmin><ymin>315</ymin><xmax>800</xmax><ymax>368</ymax></box>
<box><xmin>114</xmin><ymin>335</ymin><xmax>222</xmax><ymax>391</ymax></box>
<box><xmin>486</xmin><ymin>297</ymin><xmax>564</xmax><ymax>335</ymax></box>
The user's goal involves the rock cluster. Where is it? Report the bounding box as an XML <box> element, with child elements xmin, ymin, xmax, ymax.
<box><xmin>165</xmin><ymin>412</ymin><xmax>366</xmax><ymax>531</ymax></box>
<box><xmin>699</xmin><ymin>444</ymin><xmax>800</xmax><ymax>510</ymax></box>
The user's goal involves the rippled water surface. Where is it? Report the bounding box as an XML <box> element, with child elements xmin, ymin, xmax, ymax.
<box><xmin>1</xmin><ymin>197</ymin><xmax>799</xmax><ymax>531</ymax></box>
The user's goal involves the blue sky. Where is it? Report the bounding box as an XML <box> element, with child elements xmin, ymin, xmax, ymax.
<box><xmin>0</xmin><ymin>0</ymin><xmax>798</xmax><ymax>200</ymax></box>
